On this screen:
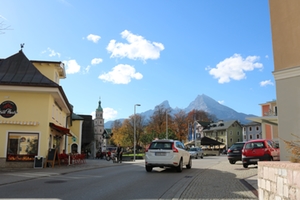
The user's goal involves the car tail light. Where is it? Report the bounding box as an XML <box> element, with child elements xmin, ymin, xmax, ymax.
<box><xmin>172</xmin><ymin>143</ymin><xmax>179</xmax><ymax>153</ymax></box>
<box><xmin>264</xmin><ymin>148</ymin><xmax>270</xmax><ymax>154</ymax></box>
<box><xmin>145</xmin><ymin>143</ymin><xmax>152</xmax><ymax>153</ymax></box>
<box><xmin>227</xmin><ymin>149</ymin><xmax>232</xmax><ymax>153</ymax></box>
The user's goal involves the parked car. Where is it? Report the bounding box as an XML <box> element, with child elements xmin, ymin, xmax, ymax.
<box><xmin>145</xmin><ymin>139</ymin><xmax>192</xmax><ymax>172</ymax></box>
<box><xmin>188</xmin><ymin>147</ymin><xmax>204</xmax><ymax>159</ymax></box>
<box><xmin>242</xmin><ymin>139</ymin><xmax>280</xmax><ymax>168</ymax></box>
<box><xmin>227</xmin><ymin>142</ymin><xmax>245</xmax><ymax>164</ymax></box>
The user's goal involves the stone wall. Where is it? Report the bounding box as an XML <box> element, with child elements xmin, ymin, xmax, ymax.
<box><xmin>258</xmin><ymin>161</ymin><xmax>300</xmax><ymax>200</ymax></box>
<box><xmin>0</xmin><ymin>158</ymin><xmax>33</xmax><ymax>168</ymax></box>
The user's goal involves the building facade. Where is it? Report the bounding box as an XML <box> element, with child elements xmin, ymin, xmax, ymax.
<box><xmin>269</xmin><ymin>0</ymin><xmax>300</xmax><ymax>161</ymax></box>
<box><xmin>93</xmin><ymin>99</ymin><xmax>105</xmax><ymax>156</ymax></box>
<box><xmin>202</xmin><ymin>120</ymin><xmax>243</xmax><ymax>149</ymax></box>
<box><xmin>242</xmin><ymin>122</ymin><xmax>262</xmax><ymax>142</ymax></box>
<box><xmin>0</xmin><ymin>50</ymin><xmax>82</xmax><ymax>168</ymax></box>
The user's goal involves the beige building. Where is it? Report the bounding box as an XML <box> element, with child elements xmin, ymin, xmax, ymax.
<box><xmin>247</xmin><ymin>100</ymin><xmax>278</xmax><ymax>142</ymax></box>
<box><xmin>269</xmin><ymin>0</ymin><xmax>300</xmax><ymax>161</ymax></box>
<box><xmin>0</xmin><ymin>50</ymin><xmax>82</xmax><ymax>168</ymax></box>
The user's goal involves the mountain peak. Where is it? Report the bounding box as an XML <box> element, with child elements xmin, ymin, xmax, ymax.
<box><xmin>104</xmin><ymin>94</ymin><xmax>257</xmax><ymax>128</ymax></box>
<box><xmin>157</xmin><ymin>100</ymin><xmax>171</xmax><ymax>109</ymax></box>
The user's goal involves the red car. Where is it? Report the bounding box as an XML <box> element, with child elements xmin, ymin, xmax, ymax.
<box><xmin>242</xmin><ymin>139</ymin><xmax>280</xmax><ymax>168</ymax></box>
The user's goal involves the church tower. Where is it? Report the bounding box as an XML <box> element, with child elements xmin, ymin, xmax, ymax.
<box><xmin>94</xmin><ymin>99</ymin><xmax>105</xmax><ymax>152</ymax></box>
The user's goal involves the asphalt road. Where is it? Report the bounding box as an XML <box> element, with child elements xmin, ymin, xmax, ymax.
<box><xmin>0</xmin><ymin>156</ymin><xmax>257</xmax><ymax>200</ymax></box>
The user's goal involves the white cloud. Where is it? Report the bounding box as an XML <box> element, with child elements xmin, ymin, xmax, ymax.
<box><xmin>98</xmin><ymin>64</ymin><xmax>143</xmax><ymax>84</ymax></box>
<box><xmin>84</xmin><ymin>65</ymin><xmax>91</xmax><ymax>74</ymax></box>
<box><xmin>42</xmin><ymin>48</ymin><xmax>61</xmax><ymax>58</ymax></box>
<box><xmin>91</xmin><ymin>108</ymin><xmax>118</xmax><ymax>120</ymax></box>
<box><xmin>260</xmin><ymin>80</ymin><xmax>274</xmax><ymax>86</ymax></box>
<box><xmin>48</xmin><ymin>48</ymin><xmax>61</xmax><ymax>57</ymax></box>
<box><xmin>106</xmin><ymin>30</ymin><xmax>164</xmax><ymax>62</ymax></box>
<box><xmin>218</xmin><ymin>100</ymin><xmax>225</xmax><ymax>104</ymax></box>
<box><xmin>91</xmin><ymin>58</ymin><xmax>103</xmax><ymax>65</ymax></box>
<box><xmin>87</xmin><ymin>34</ymin><xmax>101</xmax><ymax>43</ymax></box>
<box><xmin>207</xmin><ymin>54</ymin><xmax>263</xmax><ymax>84</ymax></box>
<box><xmin>103</xmin><ymin>108</ymin><xmax>118</xmax><ymax>120</ymax></box>
<box><xmin>64</xmin><ymin>59</ymin><xmax>81</xmax><ymax>74</ymax></box>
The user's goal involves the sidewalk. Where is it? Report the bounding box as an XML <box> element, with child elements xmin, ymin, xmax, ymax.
<box><xmin>0</xmin><ymin>158</ymin><xmax>129</xmax><ymax>186</ymax></box>
<box><xmin>0</xmin><ymin>158</ymin><xmax>258</xmax><ymax>199</ymax></box>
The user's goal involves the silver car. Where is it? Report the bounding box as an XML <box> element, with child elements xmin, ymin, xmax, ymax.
<box><xmin>188</xmin><ymin>147</ymin><xmax>204</xmax><ymax>159</ymax></box>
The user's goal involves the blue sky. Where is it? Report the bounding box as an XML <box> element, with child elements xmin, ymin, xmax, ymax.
<box><xmin>0</xmin><ymin>0</ymin><xmax>275</xmax><ymax>121</ymax></box>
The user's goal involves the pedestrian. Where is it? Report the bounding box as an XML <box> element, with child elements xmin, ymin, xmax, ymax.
<box><xmin>116</xmin><ymin>144</ymin><xmax>123</xmax><ymax>163</ymax></box>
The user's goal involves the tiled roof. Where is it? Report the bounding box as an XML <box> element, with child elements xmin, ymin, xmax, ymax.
<box><xmin>203</xmin><ymin>120</ymin><xmax>240</xmax><ymax>131</ymax></box>
<box><xmin>0</xmin><ymin>50</ymin><xmax>58</xmax><ymax>87</ymax></box>
<box><xmin>0</xmin><ymin>50</ymin><xmax>73</xmax><ymax>115</ymax></box>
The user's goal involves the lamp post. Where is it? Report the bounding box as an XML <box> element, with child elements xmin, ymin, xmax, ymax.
<box><xmin>134</xmin><ymin>104</ymin><xmax>141</xmax><ymax>162</ymax></box>
<box><xmin>166</xmin><ymin>111</ymin><xmax>168</xmax><ymax>139</ymax></box>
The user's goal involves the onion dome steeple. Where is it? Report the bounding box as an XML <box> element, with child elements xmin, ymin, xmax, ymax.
<box><xmin>97</xmin><ymin>98</ymin><xmax>103</xmax><ymax>112</ymax></box>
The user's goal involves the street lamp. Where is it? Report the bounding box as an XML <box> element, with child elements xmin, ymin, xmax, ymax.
<box><xmin>166</xmin><ymin>111</ymin><xmax>168</xmax><ymax>139</ymax></box>
<box><xmin>134</xmin><ymin>104</ymin><xmax>141</xmax><ymax>162</ymax></box>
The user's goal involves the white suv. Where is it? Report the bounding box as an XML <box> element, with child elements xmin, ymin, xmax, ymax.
<box><xmin>145</xmin><ymin>139</ymin><xmax>192</xmax><ymax>172</ymax></box>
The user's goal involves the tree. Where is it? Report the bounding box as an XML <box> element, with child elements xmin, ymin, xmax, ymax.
<box><xmin>111</xmin><ymin>114</ymin><xmax>145</xmax><ymax>150</ymax></box>
<box><xmin>110</xmin><ymin>120</ymin><xmax>123</xmax><ymax>146</ymax></box>
<box><xmin>173</xmin><ymin>110</ymin><xmax>188</xmax><ymax>141</ymax></box>
<box><xmin>146</xmin><ymin>105</ymin><xmax>172</xmax><ymax>139</ymax></box>
<box><xmin>0</xmin><ymin>21</ymin><xmax>11</xmax><ymax>34</ymax></box>
<box><xmin>186</xmin><ymin>109</ymin><xmax>217</xmax><ymax>124</ymax></box>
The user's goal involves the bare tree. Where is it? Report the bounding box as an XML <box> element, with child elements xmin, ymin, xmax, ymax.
<box><xmin>0</xmin><ymin>21</ymin><xmax>11</xmax><ymax>34</ymax></box>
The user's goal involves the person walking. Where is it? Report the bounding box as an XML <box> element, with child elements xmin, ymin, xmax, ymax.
<box><xmin>116</xmin><ymin>144</ymin><xmax>123</xmax><ymax>163</ymax></box>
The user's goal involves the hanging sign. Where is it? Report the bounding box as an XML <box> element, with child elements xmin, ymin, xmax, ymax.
<box><xmin>0</xmin><ymin>101</ymin><xmax>17</xmax><ymax>118</ymax></box>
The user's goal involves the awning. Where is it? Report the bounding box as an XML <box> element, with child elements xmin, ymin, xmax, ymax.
<box><xmin>49</xmin><ymin>122</ymin><xmax>72</xmax><ymax>136</ymax></box>
<box><xmin>185</xmin><ymin>136</ymin><xmax>224</xmax><ymax>146</ymax></box>
<box><xmin>246</xmin><ymin>116</ymin><xmax>278</xmax><ymax>126</ymax></box>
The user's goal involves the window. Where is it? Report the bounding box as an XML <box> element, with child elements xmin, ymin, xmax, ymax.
<box><xmin>249</xmin><ymin>127</ymin><xmax>252</xmax><ymax>131</ymax></box>
<box><xmin>256</xmin><ymin>134</ymin><xmax>260</xmax><ymax>139</ymax></box>
<box><xmin>150</xmin><ymin>142</ymin><xmax>172</xmax><ymax>150</ymax></box>
<box><xmin>238</xmin><ymin>139</ymin><xmax>240</xmax><ymax>142</ymax></box>
<box><xmin>244</xmin><ymin>135</ymin><xmax>246</xmax><ymax>140</ymax></box>
<box><xmin>256</xmin><ymin>126</ymin><xmax>259</xmax><ymax>131</ymax></box>
<box><xmin>230</xmin><ymin>131</ymin><xmax>232</xmax><ymax>135</ymax></box>
<box><xmin>249</xmin><ymin>135</ymin><xmax>253</xmax><ymax>140</ymax></box>
<box><xmin>230</xmin><ymin>138</ymin><xmax>233</xmax><ymax>142</ymax></box>
<box><xmin>7</xmin><ymin>132</ymin><xmax>39</xmax><ymax>161</ymax></box>
<box><xmin>237</xmin><ymin>131</ymin><xmax>240</xmax><ymax>135</ymax></box>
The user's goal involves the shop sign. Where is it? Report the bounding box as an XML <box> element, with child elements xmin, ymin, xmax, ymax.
<box><xmin>0</xmin><ymin>101</ymin><xmax>18</xmax><ymax>118</ymax></box>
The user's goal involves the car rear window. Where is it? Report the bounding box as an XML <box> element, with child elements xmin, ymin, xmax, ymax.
<box><xmin>189</xmin><ymin>148</ymin><xmax>198</xmax><ymax>151</ymax></box>
<box><xmin>245</xmin><ymin>142</ymin><xmax>265</xmax><ymax>149</ymax></box>
<box><xmin>230</xmin><ymin>143</ymin><xmax>245</xmax><ymax>150</ymax></box>
<box><xmin>149</xmin><ymin>142</ymin><xmax>172</xmax><ymax>150</ymax></box>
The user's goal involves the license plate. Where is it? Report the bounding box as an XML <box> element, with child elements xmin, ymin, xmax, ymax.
<box><xmin>250</xmin><ymin>159</ymin><xmax>259</xmax><ymax>162</ymax></box>
<box><xmin>155</xmin><ymin>152</ymin><xmax>166</xmax><ymax>156</ymax></box>
<box><xmin>233</xmin><ymin>151</ymin><xmax>239</xmax><ymax>153</ymax></box>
